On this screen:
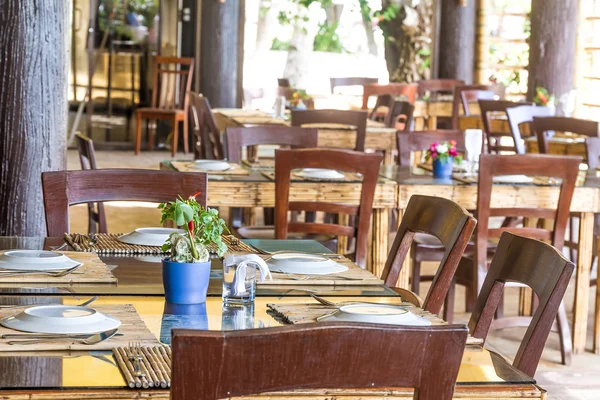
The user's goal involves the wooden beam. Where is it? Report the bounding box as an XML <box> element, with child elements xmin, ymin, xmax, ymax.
<box><xmin>0</xmin><ymin>0</ymin><xmax>68</xmax><ymax>236</ymax></box>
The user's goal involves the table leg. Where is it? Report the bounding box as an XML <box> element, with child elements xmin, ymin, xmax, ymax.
<box><xmin>427</xmin><ymin>116</ymin><xmax>437</xmax><ymax>130</ymax></box>
<box><xmin>595</xmin><ymin>233</ymin><xmax>600</xmax><ymax>354</ymax></box>
<box><xmin>394</xmin><ymin>208</ymin><xmax>411</xmax><ymax>289</ymax></box>
<box><xmin>573</xmin><ymin>212</ymin><xmax>594</xmax><ymax>353</ymax></box>
<box><xmin>243</xmin><ymin>208</ymin><xmax>257</xmax><ymax>227</ymax></box>
<box><xmin>370</xmin><ymin>208</ymin><xmax>390</xmax><ymax>278</ymax></box>
<box><xmin>337</xmin><ymin>214</ymin><xmax>349</xmax><ymax>254</ymax></box>
<box><xmin>382</xmin><ymin>149</ymin><xmax>394</xmax><ymax>166</ymax></box>
<box><xmin>414</xmin><ymin>117</ymin><xmax>425</xmax><ymax>131</ymax></box>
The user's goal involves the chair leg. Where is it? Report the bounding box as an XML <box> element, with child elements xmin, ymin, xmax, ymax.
<box><xmin>556</xmin><ymin>301</ymin><xmax>573</xmax><ymax>366</ymax></box>
<box><xmin>495</xmin><ymin>293</ymin><xmax>504</xmax><ymax>319</ymax></box>
<box><xmin>135</xmin><ymin>113</ymin><xmax>142</xmax><ymax>155</ymax></box>
<box><xmin>148</xmin><ymin>120</ymin><xmax>155</xmax><ymax>152</ymax></box>
<box><xmin>183</xmin><ymin>115</ymin><xmax>189</xmax><ymax>154</ymax></box>
<box><xmin>411</xmin><ymin>258</ymin><xmax>421</xmax><ymax>295</ymax></box>
<box><xmin>465</xmin><ymin>281</ymin><xmax>477</xmax><ymax>313</ymax></box>
<box><xmin>443</xmin><ymin>280</ymin><xmax>455</xmax><ymax>323</ymax></box>
<box><xmin>569</xmin><ymin>216</ymin><xmax>578</xmax><ymax>262</ymax></box>
<box><xmin>172</xmin><ymin>117</ymin><xmax>179</xmax><ymax>157</ymax></box>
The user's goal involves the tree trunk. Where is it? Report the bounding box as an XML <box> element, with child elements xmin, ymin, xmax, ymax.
<box><xmin>282</xmin><ymin>5</ymin><xmax>318</xmax><ymax>89</ymax></box>
<box><xmin>527</xmin><ymin>0</ymin><xmax>578</xmax><ymax>100</ymax></box>
<box><xmin>255</xmin><ymin>0</ymin><xmax>273</xmax><ymax>52</ymax></box>
<box><xmin>200</xmin><ymin>0</ymin><xmax>244</xmax><ymax>107</ymax></box>
<box><xmin>362</xmin><ymin>13</ymin><xmax>378</xmax><ymax>56</ymax></box>
<box><xmin>437</xmin><ymin>0</ymin><xmax>475</xmax><ymax>82</ymax></box>
<box><xmin>0</xmin><ymin>0</ymin><xmax>69</xmax><ymax>236</ymax></box>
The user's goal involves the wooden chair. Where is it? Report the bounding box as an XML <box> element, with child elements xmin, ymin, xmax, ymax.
<box><xmin>532</xmin><ymin>116</ymin><xmax>599</xmax><ymax>154</ymax></box>
<box><xmin>41</xmin><ymin>170</ymin><xmax>208</xmax><ymax>236</ymax></box>
<box><xmin>454</xmin><ymin>154</ymin><xmax>581</xmax><ymax>366</ymax></box>
<box><xmin>451</xmin><ymin>84</ymin><xmax>505</xmax><ymax>129</ymax></box>
<box><xmin>381</xmin><ymin>195</ymin><xmax>476</xmax><ymax>322</ymax></box>
<box><xmin>385</xmin><ymin>101</ymin><xmax>415</xmax><ymax>130</ymax></box>
<box><xmin>171</xmin><ymin>323</ymin><xmax>468</xmax><ymax>400</ymax></box>
<box><xmin>290</xmin><ymin>109</ymin><xmax>368</xmax><ymax>152</ymax></box>
<box><xmin>277</xmin><ymin>78</ymin><xmax>290</xmax><ymax>87</ymax></box>
<box><xmin>275</xmin><ymin>149</ymin><xmax>382</xmax><ymax>268</ymax></box>
<box><xmin>396</xmin><ymin>130</ymin><xmax>466</xmax><ymax>167</ymax></box>
<box><xmin>361</xmin><ymin>83</ymin><xmax>418</xmax><ymax>118</ymax></box>
<box><xmin>417</xmin><ymin>79</ymin><xmax>465</xmax><ymax>97</ymax></box>
<box><xmin>505</xmin><ymin>105</ymin><xmax>554</xmax><ymax>154</ymax></box>
<box><xmin>135</xmin><ymin>56</ymin><xmax>195</xmax><ymax>156</ymax></box>
<box><xmin>225</xmin><ymin>126</ymin><xmax>319</xmax><ymax>163</ymax></box>
<box><xmin>330</xmin><ymin>77</ymin><xmax>378</xmax><ymax>93</ymax></box>
<box><xmin>469</xmin><ymin>232</ymin><xmax>575</xmax><ymax>377</ymax></box>
<box><xmin>74</xmin><ymin>133</ymin><xmax>107</xmax><ymax>234</ymax></box>
<box><xmin>188</xmin><ymin>92</ymin><xmax>224</xmax><ymax>160</ymax></box>
<box><xmin>478</xmin><ymin>100</ymin><xmax>532</xmax><ymax>153</ymax></box>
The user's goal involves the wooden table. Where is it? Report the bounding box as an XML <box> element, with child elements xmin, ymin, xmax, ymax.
<box><xmin>0</xmin><ymin>237</ymin><xmax>546</xmax><ymax>399</ymax></box>
<box><xmin>413</xmin><ymin>100</ymin><xmax>480</xmax><ymax>130</ymax></box>
<box><xmin>214</xmin><ymin>109</ymin><xmax>399</xmax><ymax>165</ymax></box>
<box><xmin>381</xmin><ymin>166</ymin><xmax>600</xmax><ymax>355</ymax></box>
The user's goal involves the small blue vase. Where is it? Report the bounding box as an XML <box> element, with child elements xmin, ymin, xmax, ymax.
<box><xmin>162</xmin><ymin>258</ymin><xmax>211</xmax><ymax>304</ymax></box>
<box><xmin>432</xmin><ymin>157</ymin><xmax>454</xmax><ymax>179</ymax></box>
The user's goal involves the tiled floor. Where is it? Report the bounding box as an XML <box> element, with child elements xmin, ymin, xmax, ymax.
<box><xmin>67</xmin><ymin>149</ymin><xmax>600</xmax><ymax>399</ymax></box>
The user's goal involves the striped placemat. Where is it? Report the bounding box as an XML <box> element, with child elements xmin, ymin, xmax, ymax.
<box><xmin>233</xmin><ymin>116</ymin><xmax>288</xmax><ymax>126</ymax></box>
<box><xmin>64</xmin><ymin>234</ymin><xmax>256</xmax><ymax>256</ymax></box>
<box><xmin>171</xmin><ymin>161</ymin><xmax>249</xmax><ymax>175</ymax></box>
<box><xmin>260</xmin><ymin>170</ymin><xmax>363</xmax><ymax>182</ymax></box>
<box><xmin>266</xmin><ymin>303</ymin><xmax>483</xmax><ymax>346</ymax></box>
<box><xmin>113</xmin><ymin>345</ymin><xmax>172</xmax><ymax>389</ymax></box>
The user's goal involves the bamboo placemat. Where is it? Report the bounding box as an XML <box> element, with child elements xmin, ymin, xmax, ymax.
<box><xmin>0</xmin><ymin>304</ymin><xmax>157</xmax><ymax>351</ymax></box>
<box><xmin>113</xmin><ymin>345</ymin><xmax>172</xmax><ymax>388</ymax></box>
<box><xmin>170</xmin><ymin>161</ymin><xmax>249</xmax><ymax>175</ymax></box>
<box><xmin>242</xmin><ymin>158</ymin><xmax>275</xmax><ymax>170</ymax></box>
<box><xmin>64</xmin><ymin>234</ymin><xmax>255</xmax><ymax>256</ymax></box>
<box><xmin>215</xmin><ymin>109</ymin><xmax>269</xmax><ymax>118</ymax></box>
<box><xmin>0</xmin><ymin>251</ymin><xmax>116</xmax><ymax>284</ymax></box>
<box><xmin>260</xmin><ymin>256</ymin><xmax>383</xmax><ymax>286</ymax></box>
<box><xmin>233</xmin><ymin>116</ymin><xmax>288</xmax><ymax>126</ymax></box>
<box><xmin>260</xmin><ymin>170</ymin><xmax>364</xmax><ymax>182</ymax></box>
<box><xmin>267</xmin><ymin>303</ymin><xmax>483</xmax><ymax>346</ymax></box>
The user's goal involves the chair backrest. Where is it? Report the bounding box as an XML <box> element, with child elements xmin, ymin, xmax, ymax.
<box><xmin>381</xmin><ymin>195</ymin><xmax>477</xmax><ymax>315</ymax></box>
<box><xmin>473</xmin><ymin>154</ymin><xmax>581</xmax><ymax>283</ymax></box>
<box><xmin>330</xmin><ymin>77</ymin><xmax>378</xmax><ymax>93</ymax></box>
<box><xmin>385</xmin><ymin>101</ymin><xmax>415</xmax><ymax>130</ymax></box>
<box><xmin>151</xmin><ymin>56</ymin><xmax>194</xmax><ymax>111</ymax></box>
<box><xmin>469</xmin><ymin>232</ymin><xmax>575</xmax><ymax>377</ymax></box>
<box><xmin>531</xmin><ymin>116</ymin><xmax>600</xmax><ymax>154</ymax></box>
<box><xmin>274</xmin><ymin>149</ymin><xmax>382</xmax><ymax>268</ymax></box>
<box><xmin>396</xmin><ymin>130</ymin><xmax>466</xmax><ymax>166</ymax></box>
<box><xmin>417</xmin><ymin>79</ymin><xmax>465</xmax><ymax>97</ymax></box>
<box><xmin>451</xmin><ymin>84</ymin><xmax>505</xmax><ymax>129</ymax></box>
<box><xmin>171</xmin><ymin>323</ymin><xmax>468</xmax><ymax>400</ymax></box>
<box><xmin>362</xmin><ymin>83</ymin><xmax>418</xmax><ymax>110</ymax></box>
<box><xmin>278</xmin><ymin>78</ymin><xmax>291</xmax><ymax>87</ymax></box>
<box><xmin>478</xmin><ymin>100</ymin><xmax>532</xmax><ymax>153</ymax></box>
<box><xmin>42</xmin><ymin>170</ymin><xmax>208</xmax><ymax>236</ymax></box>
<box><xmin>290</xmin><ymin>109</ymin><xmax>368</xmax><ymax>152</ymax></box>
<box><xmin>74</xmin><ymin>133</ymin><xmax>107</xmax><ymax>234</ymax></box>
<box><xmin>225</xmin><ymin>126</ymin><xmax>319</xmax><ymax>163</ymax></box>
<box><xmin>188</xmin><ymin>92</ymin><xmax>224</xmax><ymax>160</ymax></box>
<box><xmin>505</xmin><ymin>105</ymin><xmax>554</xmax><ymax>154</ymax></box>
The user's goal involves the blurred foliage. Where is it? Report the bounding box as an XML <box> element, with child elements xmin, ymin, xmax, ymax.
<box><xmin>313</xmin><ymin>22</ymin><xmax>346</xmax><ymax>53</ymax></box>
<box><xmin>271</xmin><ymin>37</ymin><xmax>292</xmax><ymax>51</ymax></box>
<box><xmin>98</xmin><ymin>0</ymin><xmax>158</xmax><ymax>40</ymax></box>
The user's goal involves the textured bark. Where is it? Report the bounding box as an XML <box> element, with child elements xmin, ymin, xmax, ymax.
<box><xmin>0</xmin><ymin>0</ymin><xmax>69</xmax><ymax>236</ymax></box>
<box><xmin>200</xmin><ymin>0</ymin><xmax>244</xmax><ymax>107</ymax></box>
<box><xmin>282</xmin><ymin>5</ymin><xmax>318</xmax><ymax>89</ymax></box>
<box><xmin>527</xmin><ymin>0</ymin><xmax>578</xmax><ymax>100</ymax></box>
<box><xmin>255</xmin><ymin>0</ymin><xmax>273</xmax><ymax>51</ymax></box>
<box><xmin>437</xmin><ymin>0</ymin><xmax>475</xmax><ymax>82</ymax></box>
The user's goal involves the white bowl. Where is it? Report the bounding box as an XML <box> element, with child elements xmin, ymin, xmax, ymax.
<box><xmin>118</xmin><ymin>227</ymin><xmax>185</xmax><ymax>247</ymax></box>
<box><xmin>320</xmin><ymin>304</ymin><xmax>431</xmax><ymax>326</ymax></box>
<box><xmin>297</xmin><ymin>168</ymin><xmax>345</xmax><ymax>180</ymax></box>
<box><xmin>0</xmin><ymin>250</ymin><xmax>80</xmax><ymax>271</ymax></box>
<box><xmin>267</xmin><ymin>253</ymin><xmax>348</xmax><ymax>275</ymax></box>
<box><xmin>0</xmin><ymin>305</ymin><xmax>121</xmax><ymax>334</ymax></box>
<box><xmin>188</xmin><ymin>160</ymin><xmax>231</xmax><ymax>171</ymax></box>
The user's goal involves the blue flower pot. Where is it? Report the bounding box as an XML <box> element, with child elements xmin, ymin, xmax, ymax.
<box><xmin>432</xmin><ymin>157</ymin><xmax>454</xmax><ymax>179</ymax></box>
<box><xmin>162</xmin><ymin>258</ymin><xmax>211</xmax><ymax>304</ymax></box>
<box><xmin>160</xmin><ymin>302</ymin><xmax>208</xmax><ymax>344</ymax></box>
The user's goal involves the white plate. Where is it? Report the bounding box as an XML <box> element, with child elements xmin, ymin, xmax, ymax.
<box><xmin>267</xmin><ymin>253</ymin><xmax>348</xmax><ymax>275</ymax></box>
<box><xmin>493</xmin><ymin>175</ymin><xmax>534</xmax><ymax>184</ymax></box>
<box><xmin>0</xmin><ymin>250</ymin><xmax>80</xmax><ymax>271</ymax></box>
<box><xmin>118</xmin><ymin>227</ymin><xmax>185</xmax><ymax>247</ymax></box>
<box><xmin>188</xmin><ymin>160</ymin><xmax>231</xmax><ymax>171</ymax></box>
<box><xmin>296</xmin><ymin>168</ymin><xmax>345</xmax><ymax>180</ymax></box>
<box><xmin>0</xmin><ymin>305</ymin><xmax>121</xmax><ymax>334</ymax></box>
<box><xmin>320</xmin><ymin>304</ymin><xmax>431</xmax><ymax>326</ymax></box>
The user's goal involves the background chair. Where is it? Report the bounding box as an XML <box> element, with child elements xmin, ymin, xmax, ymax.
<box><xmin>172</xmin><ymin>323</ymin><xmax>468</xmax><ymax>400</ymax></box>
<box><xmin>42</xmin><ymin>170</ymin><xmax>208</xmax><ymax>236</ymax></box>
<box><xmin>469</xmin><ymin>232</ymin><xmax>575</xmax><ymax>377</ymax></box>
<box><xmin>135</xmin><ymin>56</ymin><xmax>195</xmax><ymax>156</ymax></box>
<box><xmin>361</xmin><ymin>83</ymin><xmax>418</xmax><ymax>120</ymax></box>
<box><xmin>291</xmin><ymin>109</ymin><xmax>368</xmax><ymax>152</ymax></box>
<box><xmin>396</xmin><ymin>130</ymin><xmax>466</xmax><ymax>167</ymax></box>
<box><xmin>451</xmin><ymin>84</ymin><xmax>505</xmax><ymax>129</ymax></box>
<box><xmin>385</xmin><ymin>101</ymin><xmax>415</xmax><ymax>131</ymax></box>
<box><xmin>478</xmin><ymin>100</ymin><xmax>532</xmax><ymax>153</ymax></box>
<box><xmin>188</xmin><ymin>92</ymin><xmax>225</xmax><ymax>160</ymax></box>
<box><xmin>417</xmin><ymin>79</ymin><xmax>465</xmax><ymax>98</ymax></box>
<box><xmin>532</xmin><ymin>116</ymin><xmax>599</xmax><ymax>154</ymax></box>
<box><xmin>75</xmin><ymin>133</ymin><xmax>107</xmax><ymax>234</ymax></box>
<box><xmin>505</xmin><ymin>105</ymin><xmax>554</xmax><ymax>154</ymax></box>
<box><xmin>381</xmin><ymin>195</ymin><xmax>476</xmax><ymax>322</ymax></box>
<box><xmin>330</xmin><ymin>77</ymin><xmax>378</xmax><ymax>93</ymax></box>
<box><xmin>275</xmin><ymin>149</ymin><xmax>382</xmax><ymax>268</ymax></box>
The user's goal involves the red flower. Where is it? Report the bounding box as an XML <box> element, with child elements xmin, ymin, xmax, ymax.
<box><xmin>430</xmin><ymin>151</ymin><xmax>438</xmax><ymax>159</ymax></box>
<box><xmin>449</xmin><ymin>148</ymin><xmax>458</xmax><ymax>157</ymax></box>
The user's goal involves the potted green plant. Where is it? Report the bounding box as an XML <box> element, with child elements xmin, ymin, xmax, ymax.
<box><xmin>533</xmin><ymin>87</ymin><xmax>557</xmax><ymax>115</ymax></box>
<box><xmin>159</xmin><ymin>192</ymin><xmax>229</xmax><ymax>304</ymax></box>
